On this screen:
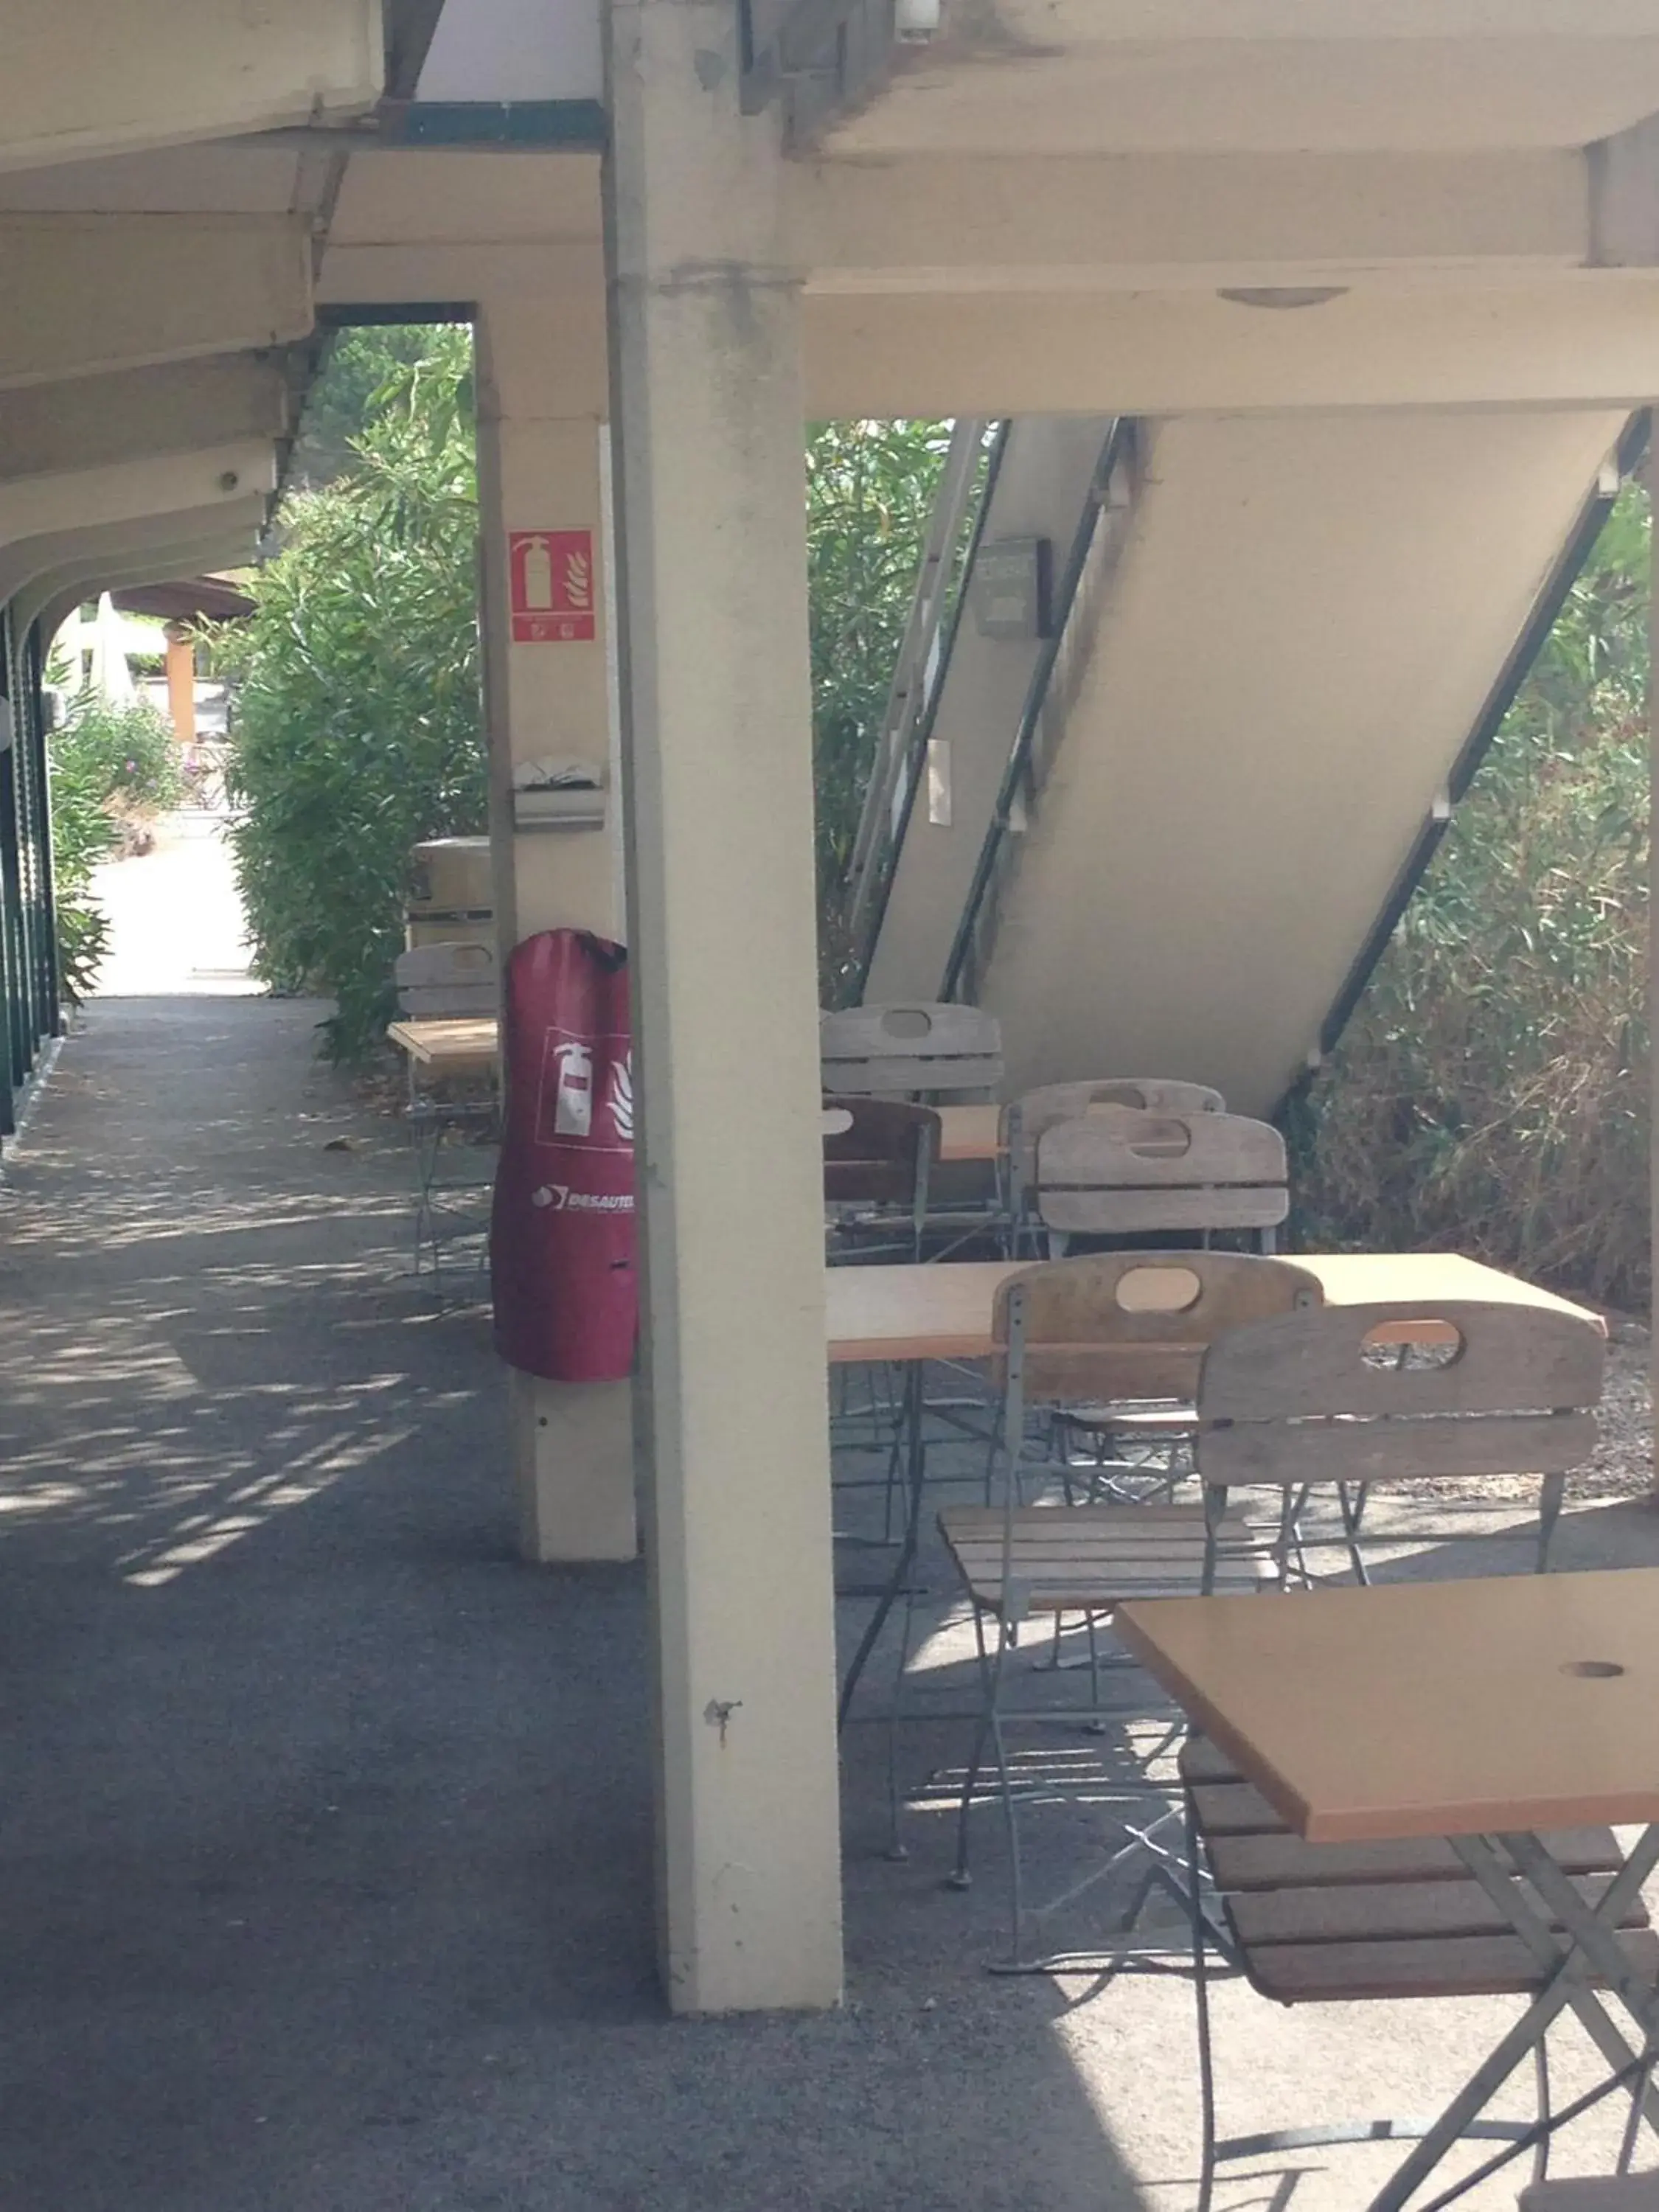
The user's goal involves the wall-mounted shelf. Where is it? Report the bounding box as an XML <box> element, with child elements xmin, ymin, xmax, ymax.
<box><xmin>512</xmin><ymin>784</ymin><xmax>605</xmax><ymax>830</ymax></box>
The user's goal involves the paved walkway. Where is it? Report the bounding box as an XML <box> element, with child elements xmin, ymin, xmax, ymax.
<box><xmin>0</xmin><ymin>863</ymin><xmax>1145</xmax><ymax>2209</ymax></box>
<box><xmin>87</xmin><ymin>809</ymin><xmax>255</xmax><ymax>998</ymax></box>
<box><xmin>1</xmin><ymin>832</ymin><xmax>1657</xmax><ymax>2208</ymax></box>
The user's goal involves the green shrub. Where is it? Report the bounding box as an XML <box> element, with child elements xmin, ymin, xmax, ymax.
<box><xmin>809</xmin><ymin>420</ymin><xmax>954</xmax><ymax>999</ymax></box>
<box><xmin>1295</xmin><ymin>482</ymin><xmax>1649</xmax><ymax>1310</ymax></box>
<box><xmin>214</xmin><ymin>327</ymin><xmax>484</xmax><ymax>1062</ymax></box>
<box><xmin>53</xmin><ymin>694</ymin><xmax>185</xmax><ymax>818</ymax></box>
<box><xmin>45</xmin><ymin>694</ymin><xmax>181</xmax><ymax>1001</ymax></box>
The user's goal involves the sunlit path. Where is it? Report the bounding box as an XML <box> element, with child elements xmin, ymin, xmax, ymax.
<box><xmin>88</xmin><ymin>809</ymin><xmax>254</xmax><ymax>1000</ymax></box>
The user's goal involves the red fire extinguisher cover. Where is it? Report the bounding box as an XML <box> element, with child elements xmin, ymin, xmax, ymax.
<box><xmin>490</xmin><ymin>928</ymin><xmax>637</xmax><ymax>1381</ymax></box>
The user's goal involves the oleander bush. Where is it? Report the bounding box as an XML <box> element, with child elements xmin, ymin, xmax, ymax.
<box><xmin>215</xmin><ymin>327</ymin><xmax>485</xmax><ymax>1062</ymax></box>
<box><xmin>54</xmin><ymin>694</ymin><xmax>185</xmax><ymax>822</ymax></box>
<box><xmin>46</xmin><ymin>695</ymin><xmax>186</xmax><ymax>1000</ymax></box>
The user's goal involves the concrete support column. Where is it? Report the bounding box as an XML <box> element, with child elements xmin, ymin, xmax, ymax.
<box><xmin>476</xmin><ymin>303</ymin><xmax>636</xmax><ymax>1563</ymax></box>
<box><xmin>605</xmin><ymin>0</ymin><xmax>843</xmax><ymax>2011</ymax></box>
<box><xmin>1650</xmin><ymin>423</ymin><xmax>1658</xmax><ymax>1498</ymax></box>
<box><xmin>164</xmin><ymin>624</ymin><xmax>195</xmax><ymax>749</ymax></box>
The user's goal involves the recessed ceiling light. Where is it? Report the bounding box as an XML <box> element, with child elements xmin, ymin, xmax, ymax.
<box><xmin>1216</xmin><ymin>286</ymin><xmax>1349</xmax><ymax>310</ymax></box>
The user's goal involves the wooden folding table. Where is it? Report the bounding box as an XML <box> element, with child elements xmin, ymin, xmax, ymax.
<box><xmin>386</xmin><ymin>1015</ymin><xmax>500</xmax><ymax>1076</ymax></box>
<box><xmin>825</xmin><ymin>1252</ymin><xmax>1602</xmax><ymax>1745</ymax></box>
<box><xmin>825</xmin><ymin>1251</ymin><xmax>1599</xmax><ymax>1366</ymax></box>
<box><xmin>1115</xmin><ymin>1573</ymin><xmax>1659</xmax><ymax>2210</ymax></box>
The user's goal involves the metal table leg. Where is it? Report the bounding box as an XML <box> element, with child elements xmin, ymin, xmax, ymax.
<box><xmin>1364</xmin><ymin>1823</ymin><xmax>1659</xmax><ymax>2212</ymax></box>
<box><xmin>838</xmin><ymin>1359</ymin><xmax>926</xmax><ymax>1729</ymax></box>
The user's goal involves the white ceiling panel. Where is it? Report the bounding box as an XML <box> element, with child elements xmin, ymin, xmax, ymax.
<box><xmin>417</xmin><ymin>0</ymin><xmax>602</xmax><ymax>102</ymax></box>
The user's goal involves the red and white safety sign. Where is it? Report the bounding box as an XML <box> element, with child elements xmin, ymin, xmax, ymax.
<box><xmin>508</xmin><ymin>529</ymin><xmax>595</xmax><ymax>643</ymax></box>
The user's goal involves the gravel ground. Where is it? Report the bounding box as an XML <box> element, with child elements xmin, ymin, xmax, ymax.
<box><xmin>1575</xmin><ymin>1320</ymin><xmax>1653</xmax><ymax>1495</ymax></box>
<box><xmin>1410</xmin><ymin>1316</ymin><xmax>1654</xmax><ymax>1506</ymax></box>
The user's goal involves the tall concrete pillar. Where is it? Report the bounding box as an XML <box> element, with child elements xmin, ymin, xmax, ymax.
<box><xmin>1649</xmin><ymin>428</ymin><xmax>1658</xmax><ymax>1498</ymax></box>
<box><xmin>476</xmin><ymin>297</ymin><xmax>637</xmax><ymax>1564</ymax></box>
<box><xmin>164</xmin><ymin>624</ymin><xmax>195</xmax><ymax>748</ymax></box>
<box><xmin>605</xmin><ymin>0</ymin><xmax>843</xmax><ymax>2010</ymax></box>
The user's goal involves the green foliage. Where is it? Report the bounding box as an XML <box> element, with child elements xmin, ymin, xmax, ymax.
<box><xmin>285</xmin><ymin>324</ymin><xmax>454</xmax><ymax>489</ymax></box>
<box><xmin>215</xmin><ymin>325</ymin><xmax>485</xmax><ymax>1062</ymax></box>
<box><xmin>1296</xmin><ymin>481</ymin><xmax>1650</xmax><ymax>1309</ymax></box>
<box><xmin>52</xmin><ymin>900</ymin><xmax>113</xmax><ymax>1005</ymax></box>
<box><xmin>55</xmin><ymin>694</ymin><xmax>186</xmax><ymax>816</ymax></box>
<box><xmin>809</xmin><ymin>420</ymin><xmax>953</xmax><ymax>998</ymax></box>
<box><xmin>45</xmin><ymin>696</ymin><xmax>181</xmax><ymax>1001</ymax></box>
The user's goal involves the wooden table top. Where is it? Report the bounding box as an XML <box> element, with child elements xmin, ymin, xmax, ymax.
<box><xmin>823</xmin><ymin>1251</ymin><xmax>1599</xmax><ymax>1366</ymax></box>
<box><xmin>936</xmin><ymin>1104</ymin><xmax>1001</xmax><ymax>1164</ymax></box>
<box><xmin>387</xmin><ymin>1017</ymin><xmax>499</xmax><ymax>1071</ymax></box>
<box><xmin>1114</xmin><ymin>1569</ymin><xmax>1659</xmax><ymax>1842</ymax></box>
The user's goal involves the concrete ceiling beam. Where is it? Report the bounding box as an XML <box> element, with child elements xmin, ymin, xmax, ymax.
<box><xmin>789</xmin><ymin>149</ymin><xmax>1593</xmax><ymax>293</ymax></box>
<box><xmin>321</xmin><ymin>142</ymin><xmax>1604</xmax><ymax>288</ymax></box>
<box><xmin>0</xmin><ymin>470</ymin><xmax>271</xmax><ymax>608</ymax></box>
<box><xmin>25</xmin><ymin>527</ymin><xmax>260</xmax><ymax>651</ymax></box>
<box><xmin>0</xmin><ymin>0</ymin><xmax>381</xmax><ymax>173</ymax></box>
<box><xmin>938</xmin><ymin>1</ymin><xmax>1659</xmax><ymax>42</ymax></box>
<box><xmin>0</xmin><ymin>215</ymin><xmax>312</xmax><ymax>390</ymax></box>
<box><xmin>0</xmin><ymin>443</ymin><xmax>275</xmax><ymax>565</ymax></box>
<box><xmin>0</xmin><ymin>354</ymin><xmax>299</xmax><ymax>484</ymax></box>
<box><xmin>801</xmin><ymin>276</ymin><xmax>1659</xmax><ymax>415</ymax></box>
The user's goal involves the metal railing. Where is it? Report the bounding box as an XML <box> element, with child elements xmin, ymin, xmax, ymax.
<box><xmin>843</xmin><ymin>418</ymin><xmax>1001</xmax><ymax>988</ymax></box>
<box><xmin>940</xmin><ymin>417</ymin><xmax>1135</xmax><ymax>1004</ymax></box>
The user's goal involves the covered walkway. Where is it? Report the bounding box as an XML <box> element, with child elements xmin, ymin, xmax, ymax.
<box><xmin>0</xmin><ymin>990</ymin><xmax>1148</xmax><ymax>2211</ymax></box>
<box><xmin>4</xmin><ymin>987</ymin><xmax>1659</xmax><ymax>2205</ymax></box>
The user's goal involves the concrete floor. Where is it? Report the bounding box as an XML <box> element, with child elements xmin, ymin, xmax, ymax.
<box><xmin>1</xmin><ymin>830</ymin><xmax>1657</xmax><ymax>2208</ymax></box>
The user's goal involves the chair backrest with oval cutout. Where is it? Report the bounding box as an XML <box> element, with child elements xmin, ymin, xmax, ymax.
<box><xmin>992</xmin><ymin>1251</ymin><xmax>1324</xmax><ymax>1405</ymax></box>
<box><xmin>394</xmin><ymin>939</ymin><xmax>498</xmax><ymax>1019</ymax></box>
<box><xmin>1004</xmin><ymin>1078</ymin><xmax>1225</xmax><ymax>1186</ymax></box>
<box><xmin>820</xmin><ymin>1001</ymin><xmax>1003</xmax><ymax>1099</ymax></box>
<box><xmin>821</xmin><ymin>1095</ymin><xmax>939</xmax><ymax>1206</ymax></box>
<box><xmin>1033</xmin><ymin>1109</ymin><xmax>1288</xmax><ymax>1234</ymax></box>
<box><xmin>1195</xmin><ymin>1298</ymin><xmax>1605</xmax><ymax>1489</ymax></box>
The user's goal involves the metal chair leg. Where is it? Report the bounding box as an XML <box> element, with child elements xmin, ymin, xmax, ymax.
<box><xmin>1537</xmin><ymin>1471</ymin><xmax>1567</xmax><ymax>1573</ymax></box>
<box><xmin>1189</xmin><ymin>1784</ymin><xmax>1219</xmax><ymax>2212</ymax></box>
<box><xmin>992</xmin><ymin>1703</ymin><xmax>1028</xmax><ymax>1965</ymax></box>
<box><xmin>947</xmin><ymin>1601</ymin><xmax>1000</xmax><ymax>1893</ymax></box>
<box><xmin>1336</xmin><ymin>1479</ymin><xmax>1373</xmax><ymax>1585</ymax></box>
<box><xmin>1532</xmin><ymin>2035</ymin><xmax>1552</xmax><ymax>2187</ymax></box>
<box><xmin>885</xmin><ymin>1569</ymin><xmax>921</xmax><ymax>1862</ymax></box>
<box><xmin>1615</xmin><ymin>2029</ymin><xmax>1658</xmax><ymax>2173</ymax></box>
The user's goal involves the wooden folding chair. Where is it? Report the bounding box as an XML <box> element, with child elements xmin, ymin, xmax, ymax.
<box><xmin>819</xmin><ymin>1001</ymin><xmax>1003</xmax><ymax>1101</ymax></box>
<box><xmin>1004</xmin><ymin>1079</ymin><xmax>1225</xmax><ymax>1255</ymax></box>
<box><xmin>821</xmin><ymin>1095</ymin><xmax>938</xmax><ymax>1264</ymax></box>
<box><xmin>393</xmin><ymin>942</ymin><xmax>500</xmax><ymax>1299</ymax></box>
<box><xmin>394</xmin><ymin>939</ymin><xmax>497</xmax><ymax>1020</ymax></box>
<box><xmin>928</xmin><ymin>1251</ymin><xmax>1322</xmax><ymax>1962</ymax></box>
<box><xmin>1194</xmin><ymin>1296</ymin><xmax>1606</xmax><ymax>1582</ymax></box>
<box><xmin>1181</xmin><ymin>1298</ymin><xmax>1619</xmax><ymax>2207</ymax></box>
<box><xmin>1032</xmin><ymin>1106</ymin><xmax>1288</xmax><ymax>1259</ymax></box>
<box><xmin>821</xmin><ymin>1098</ymin><xmax>942</xmax><ymax>1545</ymax></box>
<box><xmin>1180</xmin><ymin>1731</ymin><xmax>1655</xmax><ymax>2211</ymax></box>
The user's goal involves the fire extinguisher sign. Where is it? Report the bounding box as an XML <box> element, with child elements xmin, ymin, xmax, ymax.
<box><xmin>508</xmin><ymin>529</ymin><xmax>596</xmax><ymax>643</ymax></box>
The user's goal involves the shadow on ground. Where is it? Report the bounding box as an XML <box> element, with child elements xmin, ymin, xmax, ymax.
<box><xmin>0</xmin><ymin>995</ymin><xmax>1147</xmax><ymax>2212</ymax></box>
